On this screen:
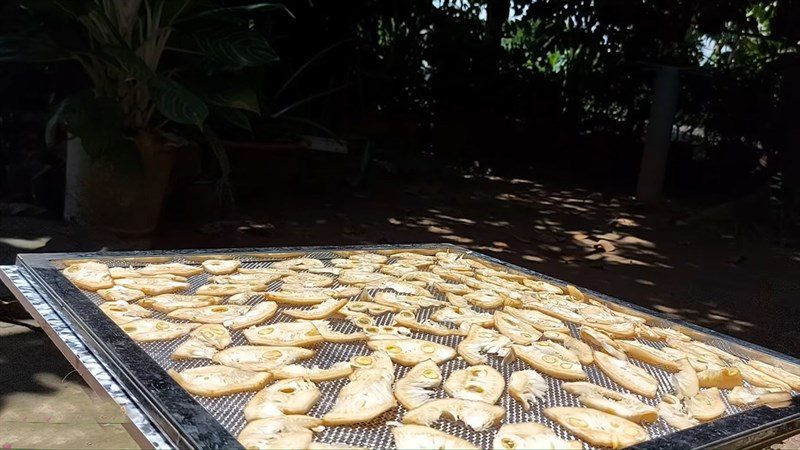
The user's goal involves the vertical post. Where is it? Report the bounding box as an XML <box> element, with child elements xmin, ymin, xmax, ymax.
<box><xmin>636</xmin><ymin>66</ymin><xmax>680</xmax><ymax>203</ymax></box>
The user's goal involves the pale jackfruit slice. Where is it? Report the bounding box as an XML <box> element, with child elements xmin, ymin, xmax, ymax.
<box><xmin>140</xmin><ymin>294</ymin><xmax>221</xmax><ymax>313</ymax></box>
<box><xmin>391</xmin><ymin>251</ymin><xmax>436</xmax><ymax>262</ymax></box>
<box><xmin>458</xmin><ymin>324</ymin><xmax>513</xmax><ymax>365</ymax></box>
<box><xmin>330</xmin><ymin>259</ymin><xmax>381</xmax><ymax>271</ymax></box>
<box><xmin>541</xmin><ymin>330</ymin><xmax>593</xmax><ymax>365</ymax></box>
<box><xmin>432</xmin><ymin>282</ymin><xmax>472</xmax><ymax>295</ymax></box>
<box><xmin>667</xmin><ymin>340</ymin><xmax>728</xmax><ymax>366</ymax></box>
<box><xmin>237</xmin><ymin>415</ymin><xmax>321</xmax><ymax>450</ymax></box>
<box><xmin>338</xmin><ymin>301</ymin><xmax>395</xmax><ymax>317</ymax></box>
<box><xmin>594</xmin><ymin>351</ymin><xmax>658</xmax><ymax>397</ymax></box>
<box><xmin>362</xmin><ymin>325</ymin><xmax>412</xmax><ymax>340</ymax></box>
<box><xmin>673</xmin><ymin>358</ymin><xmax>700</xmax><ymax>399</ymax></box>
<box><xmin>114</xmin><ymin>277</ymin><xmax>190</xmax><ymax>295</ymax></box>
<box><xmin>366</xmin><ymin>280</ymin><xmax>431</xmax><ymax>297</ymax></box>
<box><xmin>244</xmin><ymin>378</ymin><xmax>321</xmax><ymax>420</ymax></box>
<box><xmin>522</xmin><ymin>279</ymin><xmax>564</xmax><ymax>293</ymax></box>
<box><xmin>167</xmin><ymin>304</ymin><xmax>252</xmax><ymax>324</ymax></box>
<box><xmin>213</xmin><ymin>346</ymin><xmax>315</xmax><ymax>371</ymax></box>
<box><xmin>583</xmin><ymin>327</ymin><xmax>636</xmax><ymax>361</ymax></box>
<box><xmin>220</xmin><ymin>291</ymin><xmax>253</xmax><ymax>306</ymax></box>
<box><xmin>728</xmin><ymin>386</ymin><xmax>793</xmax><ymax>407</ymax></box>
<box><xmin>368</xmin><ymin>339</ymin><xmax>456</xmax><ymax>366</ymax></box>
<box><xmin>653</xmin><ymin>327</ymin><xmax>692</xmax><ymax>342</ymax></box>
<box><xmin>373</xmin><ymin>292</ymin><xmax>443</xmax><ymax>312</ymax></box>
<box><xmin>686</xmin><ymin>341</ymin><xmax>740</xmax><ymax>365</ymax></box>
<box><xmin>431</xmin><ymin>306</ymin><xmax>494</xmax><ymax>328</ymax></box>
<box><xmin>697</xmin><ymin>366</ymin><xmax>743</xmax><ymax>389</ymax></box>
<box><xmin>634</xmin><ymin>323</ymin><xmax>663</xmax><ymax>341</ymax></box>
<box><xmin>402</xmin><ymin>398</ymin><xmax>505</xmax><ymax>432</ymax></box>
<box><xmin>617</xmin><ymin>340</ymin><xmax>680</xmax><ymax>372</ymax></box>
<box><xmin>168</xmin><ymin>365</ymin><xmax>270</xmax><ymax>397</ymax></box>
<box><xmin>97</xmin><ymin>285</ymin><xmax>145</xmax><ymax>302</ymax></box>
<box><xmin>347</xmin><ymin>252</ymin><xmax>388</xmax><ymax>264</ymax></box>
<box><xmin>733</xmin><ymin>362</ymin><xmax>792</xmax><ymax>391</ymax></box>
<box><xmin>657</xmin><ymin>394</ymin><xmax>699</xmax><ymax>430</ymax></box>
<box><xmin>236</xmin><ymin>267</ymin><xmax>295</xmax><ymax>277</ymax></box>
<box><xmin>507</xmin><ymin>370</ymin><xmax>548</xmax><ymax>410</ymax></box>
<box><xmin>512</xmin><ymin>341</ymin><xmax>586</xmax><ymax>381</ymax></box>
<box><xmin>525</xmin><ymin>299</ymin><xmax>584</xmax><ymax>324</ymax></box>
<box><xmin>100</xmin><ymin>301</ymin><xmax>152</xmax><ymax>325</ymax></box>
<box><xmin>211</xmin><ymin>273</ymin><xmax>280</xmax><ymax>286</ymax></box>
<box><xmin>494</xmin><ymin>310</ymin><xmax>542</xmax><ymax>345</ymax></box>
<box><xmin>394</xmin><ymin>310</ymin><xmax>463</xmax><ymax>336</ymax></box>
<box><xmin>308</xmin><ymin>442</ymin><xmax>368</xmax><ymax>450</ymax></box>
<box><xmin>474</xmin><ymin>267</ymin><xmax>526</xmax><ymax>282</ymax></box>
<box><xmin>685</xmin><ymin>388</ymin><xmax>726</xmax><ymax>421</ymax></box>
<box><xmin>322</xmin><ymin>352</ymin><xmax>397</xmax><ymax>425</ymax></box>
<box><xmin>201</xmin><ymin>259</ymin><xmax>240</xmax><ymax>275</ymax></box>
<box><xmin>264</xmin><ymin>290</ymin><xmax>330</xmax><ymax>305</ymax></box>
<box><xmin>190</xmin><ymin>324</ymin><xmax>231</xmax><ymax>349</ymax></box>
<box><xmin>380</xmin><ymin>262</ymin><xmax>422</xmax><ymax>277</ymax></box>
<box><xmin>224</xmin><ymin>302</ymin><xmax>278</xmax><ymax>330</ymax></box>
<box><xmin>270</xmin><ymin>258</ymin><xmax>324</xmax><ymax>270</ymax></box>
<box><xmin>283</xmin><ymin>273</ymin><xmax>334</xmax><ymax>288</ymax></box>
<box><xmin>748</xmin><ymin>360</ymin><xmax>800</xmax><ymax>391</ymax></box>
<box><xmin>195</xmin><ymin>283</ymin><xmax>264</xmax><ymax>296</ymax></box>
<box><xmin>503</xmin><ymin>306</ymin><xmax>569</xmax><ymax>333</ymax></box>
<box><xmin>391</xmin><ymin>424</ymin><xmax>479</xmax><ymax>450</ymax></box>
<box><xmin>580</xmin><ymin>317</ymin><xmax>636</xmax><ymax>339</ymax></box>
<box><xmin>138</xmin><ymin>263</ymin><xmax>203</xmax><ymax>277</ymax></box>
<box><xmin>338</xmin><ymin>270</ymin><xmax>393</xmax><ymax>285</ymax></box>
<box><xmin>492</xmin><ymin>422</ymin><xmax>583</xmax><ymax>450</ymax></box>
<box><xmin>395</xmin><ymin>360</ymin><xmax>442</xmax><ymax>409</ymax></box>
<box><xmin>661</xmin><ymin>346</ymin><xmax>721</xmax><ymax>372</ymax></box>
<box><xmin>108</xmin><ymin>267</ymin><xmax>140</xmax><ymax>278</ymax></box>
<box><xmin>171</xmin><ymin>338</ymin><xmax>218</xmax><ymax>360</ymax></box>
<box><xmin>443</xmin><ymin>364</ymin><xmax>505</xmax><ymax>404</ymax></box>
<box><xmin>120</xmin><ymin>318</ymin><xmax>198</xmax><ymax>342</ymax></box>
<box><xmin>270</xmin><ymin>362</ymin><xmax>354</xmax><ymax>382</ymax></box>
<box><xmin>562</xmin><ymin>382</ymin><xmax>658</xmax><ymax>423</ymax></box>
<box><xmin>544</xmin><ymin>407</ymin><xmax>649</xmax><ymax>449</ymax></box>
<box><xmin>400</xmin><ymin>271</ymin><xmax>445</xmax><ymax>284</ymax></box>
<box><xmin>307</xmin><ymin>320</ymin><xmax>367</xmax><ymax>343</ymax></box>
<box><xmin>463</xmin><ymin>290</ymin><xmax>505</xmax><ymax>309</ymax></box>
<box><xmin>244</xmin><ymin>322</ymin><xmax>324</xmax><ymax>347</ymax></box>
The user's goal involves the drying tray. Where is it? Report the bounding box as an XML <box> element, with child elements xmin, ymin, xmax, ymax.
<box><xmin>12</xmin><ymin>243</ymin><xmax>800</xmax><ymax>450</ymax></box>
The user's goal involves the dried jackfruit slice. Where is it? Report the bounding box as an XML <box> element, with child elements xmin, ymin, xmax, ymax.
<box><xmin>196</xmin><ymin>283</ymin><xmax>263</xmax><ymax>296</ymax></box>
<box><xmin>339</xmin><ymin>301</ymin><xmax>395</xmax><ymax>317</ymax></box>
<box><xmin>270</xmin><ymin>361</ymin><xmax>354</xmax><ymax>382</ymax></box>
<box><xmin>270</xmin><ymin>258</ymin><xmax>324</xmax><ymax>270</ymax></box>
<box><xmin>395</xmin><ymin>360</ymin><xmax>442</xmax><ymax>409</ymax></box>
<box><xmin>306</xmin><ymin>320</ymin><xmax>366</xmax><ymax>343</ymax></box>
<box><xmin>525</xmin><ymin>300</ymin><xmax>584</xmax><ymax>324</ymax></box>
<box><xmin>541</xmin><ymin>331</ymin><xmax>593</xmax><ymax>365</ymax></box>
<box><xmin>432</xmin><ymin>282</ymin><xmax>472</xmax><ymax>295</ymax></box>
<box><xmin>347</xmin><ymin>252</ymin><xmax>389</xmax><ymax>264</ymax></box>
<box><xmin>654</xmin><ymin>327</ymin><xmax>692</xmax><ymax>342</ymax></box>
<box><xmin>171</xmin><ymin>338</ymin><xmax>217</xmax><ymax>360</ymax></box>
<box><xmin>400</xmin><ymin>271</ymin><xmax>445</xmax><ymax>284</ymax></box>
<box><xmin>494</xmin><ymin>310</ymin><xmax>542</xmax><ymax>345</ymax></box>
<box><xmin>617</xmin><ymin>340</ymin><xmax>680</xmax><ymax>372</ymax></box>
<box><xmin>687</xmin><ymin>341</ymin><xmax>740</xmax><ymax>365</ymax></box>
<box><xmin>686</xmin><ymin>388</ymin><xmax>725</xmax><ymax>421</ymax></box>
<box><xmin>391</xmin><ymin>251</ymin><xmax>436</xmax><ymax>261</ymax></box>
<box><xmin>733</xmin><ymin>362</ymin><xmax>792</xmax><ymax>391</ymax></box>
<box><xmin>114</xmin><ymin>277</ymin><xmax>190</xmax><ymax>295</ymax></box>
<box><xmin>697</xmin><ymin>366</ymin><xmax>743</xmax><ymax>389</ymax></box>
<box><xmin>201</xmin><ymin>259</ymin><xmax>240</xmax><ymax>275</ymax></box>
<box><xmin>634</xmin><ymin>323</ymin><xmax>663</xmax><ymax>340</ymax></box>
<box><xmin>748</xmin><ymin>360</ymin><xmax>800</xmax><ymax>391</ymax></box>
<box><xmin>403</xmin><ymin>398</ymin><xmax>505</xmax><ymax>432</ymax></box>
<box><xmin>522</xmin><ymin>279</ymin><xmax>564</xmax><ymax>293</ymax></box>
<box><xmin>264</xmin><ymin>290</ymin><xmax>330</xmax><ymax>305</ymax></box>
<box><xmin>512</xmin><ymin>342</ymin><xmax>587</xmax><ymax>381</ymax></box>
<box><xmin>338</xmin><ymin>269</ymin><xmax>393</xmax><ymax>285</ymax></box>
<box><xmin>120</xmin><ymin>318</ymin><xmax>198</xmax><ymax>342</ymax></box>
<box><xmin>493</xmin><ymin>422</ymin><xmax>582</xmax><ymax>450</ymax></box>
<box><xmin>213</xmin><ymin>345</ymin><xmax>315</xmax><ymax>371</ymax></box>
<box><xmin>309</xmin><ymin>442</ymin><xmax>367</xmax><ymax>450</ymax></box>
<box><xmin>284</xmin><ymin>298</ymin><xmax>348</xmax><ymax>320</ymax></box>
<box><xmin>728</xmin><ymin>386</ymin><xmax>793</xmax><ymax>407</ymax></box>
<box><xmin>167</xmin><ymin>304</ymin><xmax>252</xmax><ymax>324</ymax></box>
<box><xmin>391</xmin><ymin>424</ymin><xmax>479</xmax><ymax>450</ymax></box>
<box><xmin>594</xmin><ymin>351</ymin><xmax>658</xmax><ymax>397</ymax></box>
<box><xmin>237</xmin><ymin>415</ymin><xmax>320</xmax><ymax>450</ymax></box>
<box><xmin>244</xmin><ymin>378</ymin><xmax>321</xmax><ymax>420</ymax></box>
<box><xmin>544</xmin><ymin>407</ymin><xmax>649</xmax><ymax>449</ymax></box>
<box><xmin>244</xmin><ymin>322</ymin><xmax>324</xmax><ymax>347</ymax></box>
<box><xmin>365</xmin><ymin>280</ymin><xmax>431</xmax><ymax>297</ymax></box>
<box><xmin>444</xmin><ymin>365</ymin><xmax>505</xmax><ymax>404</ymax></box>
<box><xmin>458</xmin><ymin>324</ymin><xmax>513</xmax><ymax>365</ymax></box>
<box><xmin>562</xmin><ymin>382</ymin><xmax>658</xmax><ymax>423</ymax></box>
<box><xmin>394</xmin><ymin>310</ymin><xmax>463</xmax><ymax>336</ymax></box>
<box><xmin>224</xmin><ymin>302</ymin><xmax>277</xmax><ymax>330</ymax></box>
<box><xmin>190</xmin><ymin>324</ymin><xmax>231</xmax><ymax>349</ymax></box>
<box><xmin>380</xmin><ymin>262</ymin><xmax>421</xmax><ymax>277</ymax></box>
<box><xmin>673</xmin><ymin>358</ymin><xmax>700</xmax><ymax>399</ymax></box>
<box><xmin>100</xmin><ymin>301</ymin><xmax>152</xmax><ymax>325</ymax></box>
<box><xmin>138</xmin><ymin>263</ymin><xmax>203</xmax><ymax>277</ymax></box>
<box><xmin>462</xmin><ymin>290</ymin><xmax>505</xmax><ymax>309</ymax></box>
<box><xmin>508</xmin><ymin>370</ymin><xmax>548</xmax><ymax>410</ymax></box>
<box><xmin>168</xmin><ymin>365</ymin><xmax>270</xmax><ymax>397</ymax></box>
<box><xmin>373</xmin><ymin>292</ymin><xmax>443</xmax><ymax>312</ymax></box>
<box><xmin>658</xmin><ymin>394</ymin><xmax>698</xmax><ymax>430</ymax></box>
<box><xmin>431</xmin><ymin>306</ymin><xmax>494</xmax><ymax>328</ymax></box>
<box><xmin>108</xmin><ymin>267</ymin><xmax>140</xmax><ymax>278</ymax></box>
<box><xmin>367</xmin><ymin>338</ymin><xmax>456</xmax><ymax>366</ymax></box>
<box><xmin>362</xmin><ymin>325</ymin><xmax>412</xmax><ymax>340</ymax></box>
<box><xmin>97</xmin><ymin>285</ymin><xmax>145</xmax><ymax>302</ymax></box>
<box><xmin>504</xmin><ymin>306</ymin><xmax>569</xmax><ymax>333</ymax></box>
<box><xmin>661</xmin><ymin>346</ymin><xmax>720</xmax><ymax>372</ymax></box>
<box><xmin>322</xmin><ymin>352</ymin><xmax>397</xmax><ymax>425</ymax></box>
<box><xmin>283</xmin><ymin>273</ymin><xmax>334</xmax><ymax>288</ymax></box>
<box><xmin>140</xmin><ymin>294</ymin><xmax>221</xmax><ymax>313</ymax></box>
<box><xmin>211</xmin><ymin>272</ymin><xmax>280</xmax><ymax>286</ymax></box>
<box><xmin>580</xmin><ymin>318</ymin><xmax>636</xmax><ymax>339</ymax></box>
<box><xmin>580</xmin><ymin>326</ymin><xmax>627</xmax><ymax>360</ymax></box>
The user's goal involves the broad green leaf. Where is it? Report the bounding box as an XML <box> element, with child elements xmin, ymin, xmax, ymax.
<box><xmin>101</xmin><ymin>46</ymin><xmax>153</xmax><ymax>80</ymax></box>
<box><xmin>178</xmin><ymin>3</ymin><xmax>293</xmax><ymax>22</ymax></box>
<box><xmin>202</xmin><ymin>86</ymin><xmax>260</xmax><ymax>113</ymax></box>
<box><xmin>194</xmin><ymin>29</ymin><xmax>278</xmax><ymax>68</ymax></box>
<box><xmin>211</xmin><ymin>107</ymin><xmax>252</xmax><ymax>132</ymax></box>
<box><xmin>149</xmin><ymin>76</ymin><xmax>209</xmax><ymax>128</ymax></box>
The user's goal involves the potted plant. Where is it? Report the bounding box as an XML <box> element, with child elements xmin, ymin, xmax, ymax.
<box><xmin>0</xmin><ymin>1</ymin><xmax>286</xmax><ymax>234</ymax></box>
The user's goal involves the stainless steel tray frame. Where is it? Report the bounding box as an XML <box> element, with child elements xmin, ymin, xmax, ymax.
<box><xmin>14</xmin><ymin>243</ymin><xmax>800</xmax><ymax>450</ymax></box>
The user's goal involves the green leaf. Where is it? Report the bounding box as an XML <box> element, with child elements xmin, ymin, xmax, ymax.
<box><xmin>101</xmin><ymin>46</ymin><xmax>154</xmax><ymax>80</ymax></box>
<box><xmin>212</xmin><ymin>107</ymin><xmax>252</xmax><ymax>132</ymax></box>
<box><xmin>193</xmin><ymin>29</ymin><xmax>278</xmax><ymax>68</ymax></box>
<box><xmin>149</xmin><ymin>76</ymin><xmax>209</xmax><ymax>128</ymax></box>
<box><xmin>179</xmin><ymin>3</ymin><xmax>294</xmax><ymax>22</ymax></box>
<box><xmin>202</xmin><ymin>86</ymin><xmax>260</xmax><ymax>113</ymax></box>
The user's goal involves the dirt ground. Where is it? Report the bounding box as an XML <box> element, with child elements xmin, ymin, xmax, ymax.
<box><xmin>1</xmin><ymin>171</ymin><xmax>799</xmax><ymax>448</ymax></box>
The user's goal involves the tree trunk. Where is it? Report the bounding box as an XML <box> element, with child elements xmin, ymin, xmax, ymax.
<box><xmin>485</xmin><ymin>0</ymin><xmax>509</xmax><ymax>50</ymax></box>
<box><xmin>636</xmin><ymin>66</ymin><xmax>680</xmax><ymax>203</ymax></box>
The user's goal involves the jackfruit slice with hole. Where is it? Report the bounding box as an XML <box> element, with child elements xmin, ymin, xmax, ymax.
<box><xmin>492</xmin><ymin>422</ymin><xmax>582</xmax><ymax>450</ymax></box>
<box><xmin>544</xmin><ymin>407</ymin><xmax>649</xmax><ymax>449</ymax></box>
<box><xmin>391</xmin><ymin>424</ymin><xmax>479</xmax><ymax>450</ymax></box>
<box><xmin>402</xmin><ymin>398</ymin><xmax>505</xmax><ymax>432</ymax></box>
<box><xmin>562</xmin><ymin>382</ymin><xmax>658</xmax><ymax>423</ymax></box>
<box><xmin>443</xmin><ymin>365</ymin><xmax>505</xmax><ymax>404</ymax></box>
<box><xmin>394</xmin><ymin>360</ymin><xmax>442</xmax><ymax>410</ymax></box>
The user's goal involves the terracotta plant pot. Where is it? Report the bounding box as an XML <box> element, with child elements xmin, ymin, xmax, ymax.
<box><xmin>63</xmin><ymin>132</ymin><xmax>175</xmax><ymax>235</ymax></box>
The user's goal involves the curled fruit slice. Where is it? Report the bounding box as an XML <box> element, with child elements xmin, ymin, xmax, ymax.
<box><xmin>653</xmin><ymin>327</ymin><xmax>692</xmax><ymax>342</ymax></box>
<box><xmin>580</xmin><ymin>317</ymin><xmax>636</xmax><ymax>339</ymax></box>
<box><xmin>504</xmin><ymin>306</ymin><xmax>569</xmax><ymax>333</ymax></box>
<box><xmin>522</xmin><ymin>279</ymin><xmax>564</xmax><ymax>293</ymax></box>
<box><xmin>542</xmin><ymin>331</ymin><xmax>593</xmax><ymax>365</ymax></box>
<box><xmin>431</xmin><ymin>306</ymin><xmax>494</xmax><ymax>328</ymax></box>
<box><xmin>224</xmin><ymin>302</ymin><xmax>277</xmax><ymax>330</ymax></box>
<box><xmin>395</xmin><ymin>360</ymin><xmax>442</xmax><ymax>409</ymax></box>
<box><xmin>391</xmin><ymin>424</ymin><xmax>478</xmax><ymax>450</ymax></box>
<box><xmin>283</xmin><ymin>273</ymin><xmax>334</xmax><ymax>288</ymax></box>
<box><xmin>634</xmin><ymin>323</ymin><xmax>663</xmax><ymax>340</ymax></box>
<box><xmin>97</xmin><ymin>285</ymin><xmax>145</xmax><ymax>303</ymax></box>
<box><xmin>237</xmin><ymin>415</ymin><xmax>320</xmax><ymax>450</ymax></box>
<box><xmin>338</xmin><ymin>301</ymin><xmax>395</xmax><ymax>317</ymax></box>
<box><xmin>525</xmin><ymin>300</ymin><xmax>584</xmax><ymax>324</ymax></box>
<box><xmin>244</xmin><ymin>378</ymin><xmax>321</xmax><ymax>420</ymax></box>
<box><xmin>391</xmin><ymin>251</ymin><xmax>436</xmax><ymax>261</ymax></box>
<box><xmin>493</xmin><ymin>422</ymin><xmax>582</xmax><ymax>450</ymax></box>
<box><xmin>368</xmin><ymin>339</ymin><xmax>456</xmax><ymax>366</ymax></box>
<box><xmin>168</xmin><ymin>365</ymin><xmax>270</xmax><ymax>397</ymax></box>
<box><xmin>697</xmin><ymin>366</ymin><xmax>743</xmax><ymax>389</ymax></box>
<box><xmin>443</xmin><ymin>365</ymin><xmax>505</xmax><ymax>404</ymax></box>
<box><xmin>201</xmin><ymin>259</ymin><xmax>240</xmax><ymax>275</ymax></box>
<box><xmin>432</xmin><ymin>282</ymin><xmax>472</xmax><ymax>295</ymax></box>
<box><xmin>190</xmin><ymin>324</ymin><xmax>231</xmax><ymax>349</ymax></box>
<box><xmin>728</xmin><ymin>386</ymin><xmax>793</xmax><ymax>407</ymax></box>
<box><xmin>673</xmin><ymin>358</ymin><xmax>700</xmax><ymax>398</ymax></box>
<box><xmin>658</xmin><ymin>395</ymin><xmax>699</xmax><ymax>430</ymax></box>
<box><xmin>120</xmin><ymin>319</ymin><xmax>198</xmax><ymax>342</ymax></box>
<box><xmin>270</xmin><ymin>362</ymin><xmax>354</xmax><ymax>382</ymax></box>
<box><xmin>264</xmin><ymin>290</ymin><xmax>330</xmax><ymax>305</ymax></box>
<box><xmin>403</xmin><ymin>398</ymin><xmax>505</xmax><ymax>432</ymax></box>
<box><xmin>394</xmin><ymin>310</ymin><xmax>462</xmax><ymax>336</ymax></box>
<box><xmin>562</xmin><ymin>382</ymin><xmax>658</xmax><ymax>423</ymax></box>
<box><xmin>284</xmin><ymin>298</ymin><xmax>347</xmax><ymax>320</ymax></box>
<box><xmin>115</xmin><ymin>277</ymin><xmax>190</xmax><ymax>295</ymax></box>
<box><xmin>366</xmin><ymin>280</ymin><xmax>431</xmax><ymax>297</ymax></box>
<box><xmin>270</xmin><ymin>257</ymin><xmax>324</xmax><ymax>270</ymax></box>
<box><xmin>171</xmin><ymin>338</ymin><xmax>217</xmax><ymax>360</ymax></box>
<box><xmin>748</xmin><ymin>360</ymin><xmax>800</xmax><ymax>391</ymax></box>
<box><xmin>617</xmin><ymin>340</ymin><xmax>680</xmax><ymax>372</ymax></box>
<box><xmin>212</xmin><ymin>346</ymin><xmax>315</xmax><ymax>371</ymax></box>
<box><xmin>196</xmin><ymin>283</ymin><xmax>263</xmax><ymax>296</ymax></box>
<box><xmin>307</xmin><ymin>320</ymin><xmax>367</xmax><ymax>343</ymax></box>
<box><xmin>244</xmin><ymin>322</ymin><xmax>324</xmax><ymax>347</ymax></box>
<box><xmin>685</xmin><ymin>388</ymin><xmax>725</xmax><ymax>421</ymax></box>
<box><xmin>100</xmin><ymin>301</ymin><xmax>152</xmax><ymax>325</ymax></box>
<box><xmin>512</xmin><ymin>341</ymin><xmax>587</xmax><ymax>381</ymax></box>
<box><xmin>139</xmin><ymin>294</ymin><xmax>220</xmax><ymax>313</ymax></box>
<box><xmin>138</xmin><ymin>263</ymin><xmax>203</xmax><ymax>277</ymax></box>
<box><xmin>508</xmin><ymin>370</ymin><xmax>548</xmax><ymax>410</ymax></box>
<box><xmin>661</xmin><ymin>347</ymin><xmax>719</xmax><ymax>372</ymax></box>
<box><xmin>381</xmin><ymin>262</ymin><xmax>421</xmax><ymax>277</ymax></box>
<box><xmin>458</xmin><ymin>324</ymin><xmax>513</xmax><ymax>365</ymax></box>
<box><xmin>544</xmin><ymin>407</ymin><xmax>649</xmax><ymax>449</ymax></box>
<box><xmin>167</xmin><ymin>305</ymin><xmax>251</xmax><ymax>324</ymax></box>
<box><xmin>462</xmin><ymin>290</ymin><xmax>505</xmax><ymax>309</ymax></box>
<box><xmin>373</xmin><ymin>292</ymin><xmax>443</xmax><ymax>312</ymax></box>
<box><xmin>594</xmin><ymin>351</ymin><xmax>658</xmax><ymax>397</ymax></box>
<box><xmin>734</xmin><ymin>362</ymin><xmax>792</xmax><ymax>391</ymax></box>
<box><xmin>322</xmin><ymin>352</ymin><xmax>396</xmax><ymax>425</ymax></box>
<box><xmin>494</xmin><ymin>310</ymin><xmax>542</xmax><ymax>344</ymax></box>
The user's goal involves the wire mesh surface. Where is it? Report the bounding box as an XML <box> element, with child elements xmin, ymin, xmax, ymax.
<box><xmin>68</xmin><ymin>249</ymin><xmax>793</xmax><ymax>450</ymax></box>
